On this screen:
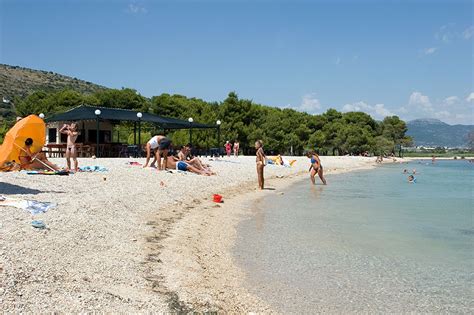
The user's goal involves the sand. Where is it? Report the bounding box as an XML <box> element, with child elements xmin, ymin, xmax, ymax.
<box><xmin>0</xmin><ymin>155</ymin><xmax>393</xmax><ymax>312</ymax></box>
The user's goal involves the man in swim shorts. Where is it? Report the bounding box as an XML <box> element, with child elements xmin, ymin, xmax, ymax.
<box><xmin>166</xmin><ymin>155</ymin><xmax>212</xmax><ymax>175</ymax></box>
<box><xmin>59</xmin><ymin>122</ymin><xmax>79</xmax><ymax>172</ymax></box>
<box><xmin>143</xmin><ymin>135</ymin><xmax>172</xmax><ymax>170</ymax></box>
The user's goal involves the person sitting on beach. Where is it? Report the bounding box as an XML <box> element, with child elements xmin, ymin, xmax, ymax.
<box><xmin>166</xmin><ymin>155</ymin><xmax>213</xmax><ymax>176</ymax></box>
<box><xmin>19</xmin><ymin>138</ymin><xmax>61</xmax><ymax>171</ymax></box>
<box><xmin>59</xmin><ymin>122</ymin><xmax>79</xmax><ymax>172</ymax></box>
<box><xmin>408</xmin><ymin>175</ymin><xmax>416</xmax><ymax>183</ymax></box>
<box><xmin>306</xmin><ymin>151</ymin><xmax>327</xmax><ymax>185</ymax></box>
<box><xmin>255</xmin><ymin>140</ymin><xmax>266</xmax><ymax>189</ymax></box>
<box><xmin>178</xmin><ymin>144</ymin><xmax>214</xmax><ymax>173</ymax></box>
<box><xmin>143</xmin><ymin>135</ymin><xmax>172</xmax><ymax>170</ymax></box>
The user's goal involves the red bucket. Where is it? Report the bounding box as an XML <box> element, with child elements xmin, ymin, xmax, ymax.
<box><xmin>213</xmin><ymin>194</ymin><xmax>223</xmax><ymax>203</ymax></box>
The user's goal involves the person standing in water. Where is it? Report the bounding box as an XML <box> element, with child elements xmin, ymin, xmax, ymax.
<box><xmin>59</xmin><ymin>123</ymin><xmax>79</xmax><ymax>172</ymax></box>
<box><xmin>255</xmin><ymin>140</ymin><xmax>266</xmax><ymax>189</ymax></box>
<box><xmin>306</xmin><ymin>151</ymin><xmax>327</xmax><ymax>185</ymax></box>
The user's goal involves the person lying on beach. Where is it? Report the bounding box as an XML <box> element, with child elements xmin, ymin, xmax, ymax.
<box><xmin>255</xmin><ymin>140</ymin><xmax>266</xmax><ymax>189</ymax></box>
<box><xmin>178</xmin><ymin>145</ymin><xmax>214</xmax><ymax>174</ymax></box>
<box><xmin>59</xmin><ymin>123</ymin><xmax>79</xmax><ymax>172</ymax></box>
<box><xmin>306</xmin><ymin>151</ymin><xmax>327</xmax><ymax>185</ymax></box>
<box><xmin>166</xmin><ymin>155</ymin><xmax>213</xmax><ymax>176</ymax></box>
<box><xmin>143</xmin><ymin>135</ymin><xmax>171</xmax><ymax>170</ymax></box>
<box><xmin>19</xmin><ymin>138</ymin><xmax>61</xmax><ymax>171</ymax></box>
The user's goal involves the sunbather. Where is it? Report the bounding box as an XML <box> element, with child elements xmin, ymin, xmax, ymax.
<box><xmin>19</xmin><ymin>138</ymin><xmax>61</xmax><ymax>171</ymax></box>
<box><xmin>166</xmin><ymin>155</ymin><xmax>213</xmax><ymax>176</ymax></box>
<box><xmin>178</xmin><ymin>144</ymin><xmax>214</xmax><ymax>173</ymax></box>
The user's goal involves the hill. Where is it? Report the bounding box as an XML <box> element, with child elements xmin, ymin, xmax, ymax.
<box><xmin>0</xmin><ymin>64</ymin><xmax>107</xmax><ymax>119</ymax></box>
<box><xmin>406</xmin><ymin>119</ymin><xmax>474</xmax><ymax>148</ymax></box>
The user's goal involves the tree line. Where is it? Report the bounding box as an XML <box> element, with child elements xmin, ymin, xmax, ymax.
<box><xmin>4</xmin><ymin>88</ymin><xmax>412</xmax><ymax>155</ymax></box>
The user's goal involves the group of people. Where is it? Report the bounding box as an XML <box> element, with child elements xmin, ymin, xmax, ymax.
<box><xmin>18</xmin><ymin>123</ymin><xmax>78</xmax><ymax>172</ymax></box>
<box><xmin>224</xmin><ymin>140</ymin><xmax>239</xmax><ymax>157</ymax></box>
<box><xmin>253</xmin><ymin>140</ymin><xmax>327</xmax><ymax>190</ymax></box>
<box><xmin>17</xmin><ymin>121</ymin><xmax>328</xmax><ymax>186</ymax></box>
<box><xmin>143</xmin><ymin>135</ymin><xmax>215</xmax><ymax>175</ymax></box>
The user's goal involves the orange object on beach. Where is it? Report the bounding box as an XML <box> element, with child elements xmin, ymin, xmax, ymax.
<box><xmin>0</xmin><ymin>115</ymin><xmax>46</xmax><ymax>170</ymax></box>
<box><xmin>213</xmin><ymin>194</ymin><xmax>223</xmax><ymax>203</ymax></box>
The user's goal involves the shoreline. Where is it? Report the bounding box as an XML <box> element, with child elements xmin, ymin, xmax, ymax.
<box><xmin>148</xmin><ymin>157</ymin><xmax>396</xmax><ymax>312</ymax></box>
<box><xmin>0</xmin><ymin>156</ymin><xmax>403</xmax><ymax>312</ymax></box>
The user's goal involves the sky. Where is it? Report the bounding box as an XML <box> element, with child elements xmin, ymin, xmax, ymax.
<box><xmin>1</xmin><ymin>0</ymin><xmax>473</xmax><ymax>124</ymax></box>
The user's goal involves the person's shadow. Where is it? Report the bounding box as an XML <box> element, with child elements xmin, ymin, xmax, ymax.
<box><xmin>0</xmin><ymin>182</ymin><xmax>42</xmax><ymax>195</ymax></box>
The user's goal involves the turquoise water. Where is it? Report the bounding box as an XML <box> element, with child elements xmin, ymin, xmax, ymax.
<box><xmin>234</xmin><ymin>160</ymin><xmax>473</xmax><ymax>313</ymax></box>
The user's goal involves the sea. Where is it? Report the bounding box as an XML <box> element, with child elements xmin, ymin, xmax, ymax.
<box><xmin>234</xmin><ymin>160</ymin><xmax>473</xmax><ymax>313</ymax></box>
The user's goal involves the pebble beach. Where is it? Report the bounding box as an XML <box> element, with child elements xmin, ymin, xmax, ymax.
<box><xmin>1</xmin><ymin>155</ymin><xmax>384</xmax><ymax>312</ymax></box>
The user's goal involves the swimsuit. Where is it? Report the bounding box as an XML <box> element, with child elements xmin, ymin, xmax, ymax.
<box><xmin>311</xmin><ymin>156</ymin><xmax>321</xmax><ymax>171</ymax></box>
<box><xmin>176</xmin><ymin>161</ymin><xmax>188</xmax><ymax>171</ymax></box>
<box><xmin>159</xmin><ymin>138</ymin><xmax>171</xmax><ymax>150</ymax></box>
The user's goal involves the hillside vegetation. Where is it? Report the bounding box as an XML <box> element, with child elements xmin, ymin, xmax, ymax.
<box><xmin>1</xmin><ymin>64</ymin><xmax>411</xmax><ymax>155</ymax></box>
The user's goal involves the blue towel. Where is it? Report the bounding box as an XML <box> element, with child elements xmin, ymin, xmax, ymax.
<box><xmin>79</xmin><ymin>165</ymin><xmax>108</xmax><ymax>172</ymax></box>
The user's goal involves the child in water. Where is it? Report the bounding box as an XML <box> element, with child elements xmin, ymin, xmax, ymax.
<box><xmin>306</xmin><ymin>151</ymin><xmax>327</xmax><ymax>185</ymax></box>
<box><xmin>408</xmin><ymin>175</ymin><xmax>416</xmax><ymax>183</ymax></box>
<box><xmin>255</xmin><ymin>140</ymin><xmax>266</xmax><ymax>189</ymax></box>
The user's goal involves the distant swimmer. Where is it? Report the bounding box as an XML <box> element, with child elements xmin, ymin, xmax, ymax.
<box><xmin>432</xmin><ymin>155</ymin><xmax>436</xmax><ymax>163</ymax></box>
<box><xmin>408</xmin><ymin>175</ymin><xmax>416</xmax><ymax>183</ymax></box>
<box><xmin>403</xmin><ymin>169</ymin><xmax>408</xmax><ymax>174</ymax></box>
<box><xmin>412</xmin><ymin>169</ymin><xmax>417</xmax><ymax>174</ymax></box>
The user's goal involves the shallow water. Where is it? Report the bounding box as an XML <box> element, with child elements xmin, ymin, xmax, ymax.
<box><xmin>234</xmin><ymin>160</ymin><xmax>474</xmax><ymax>313</ymax></box>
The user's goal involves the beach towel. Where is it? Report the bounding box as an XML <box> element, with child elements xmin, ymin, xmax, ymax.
<box><xmin>79</xmin><ymin>165</ymin><xmax>108</xmax><ymax>172</ymax></box>
<box><xmin>126</xmin><ymin>161</ymin><xmax>142</xmax><ymax>166</ymax></box>
<box><xmin>0</xmin><ymin>196</ymin><xmax>56</xmax><ymax>215</ymax></box>
<box><xmin>25</xmin><ymin>170</ymin><xmax>69</xmax><ymax>176</ymax></box>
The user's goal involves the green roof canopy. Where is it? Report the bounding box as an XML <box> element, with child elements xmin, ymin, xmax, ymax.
<box><xmin>45</xmin><ymin>105</ymin><xmax>215</xmax><ymax>129</ymax></box>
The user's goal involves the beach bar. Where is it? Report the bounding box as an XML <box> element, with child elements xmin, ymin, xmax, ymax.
<box><xmin>45</xmin><ymin>105</ymin><xmax>215</xmax><ymax>157</ymax></box>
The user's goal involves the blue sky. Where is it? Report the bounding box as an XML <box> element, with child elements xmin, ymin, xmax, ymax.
<box><xmin>1</xmin><ymin>0</ymin><xmax>473</xmax><ymax>124</ymax></box>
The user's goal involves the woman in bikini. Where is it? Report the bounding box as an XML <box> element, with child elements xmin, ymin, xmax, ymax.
<box><xmin>19</xmin><ymin>138</ymin><xmax>61</xmax><ymax>171</ymax></box>
<box><xmin>255</xmin><ymin>140</ymin><xmax>266</xmax><ymax>189</ymax></box>
<box><xmin>59</xmin><ymin>123</ymin><xmax>79</xmax><ymax>172</ymax></box>
<box><xmin>306</xmin><ymin>151</ymin><xmax>327</xmax><ymax>185</ymax></box>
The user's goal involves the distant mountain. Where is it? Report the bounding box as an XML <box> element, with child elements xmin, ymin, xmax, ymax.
<box><xmin>0</xmin><ymin>64</ymin><xmax>108</xmax><ymax>120</ymax></box>
<box><xmin>406</xmin><ymin>118</ymin><xmax>474</xmax><ymax>148</ymax></box>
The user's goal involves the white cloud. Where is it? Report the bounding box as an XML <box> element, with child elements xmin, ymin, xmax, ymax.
<box><xmin>423</xmin><ymin>47</ymin><xmax>437</xmax><ymax>55</ymax></box>
<box><xmin>462</xmin><ymin>26</ymin><xmax>474</xmax><ymax>39</ymax></box>
<box><xmin>466</xmin><ymin>92</ymin><xmax>474</xmax><ymax>102</ymax></box>
<box><xmin>298</xmin><ymin>93</ymin><xmax>322</xmax><ymax>114</ymax></box>
<box><xmin>435</xmin><ymin>24</ymin><xmax>456</xmax><ymax>43</ymax></box>
<box><xmin>444</xmin><ymin>96</ymin><xmax>459</xmax><ymax>105</ymax></box>
<box><xmin>127</xmin><ymin>2</ymin><xmax>147</xmax><ymax>14</ymax></box>
<box><xmin>342</xmin><ymin>101</ymin><xmax>394</xmax><ymax>119</ymax></box>
<box><xmin>408</xmin><ymin>91</ymin><xmax>432</xmax><ymax>110</ymax></box>
<box><xmin>400</xmin><ymin>91</ymin><xmax>473</xmax><ymax>124</ymax></box>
